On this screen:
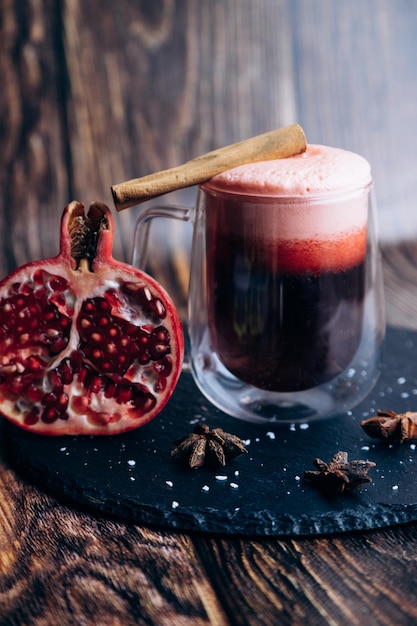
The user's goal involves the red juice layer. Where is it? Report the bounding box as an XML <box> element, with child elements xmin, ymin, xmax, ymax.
<box><xmin>256</xmin><ymin>228</ymin><xmax>367</xmax><ymax>274</ymax></box>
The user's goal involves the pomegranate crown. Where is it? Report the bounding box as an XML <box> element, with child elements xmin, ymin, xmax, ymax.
<box><xmin>60</xmin><ymin>200</ymin><xmax>114</xmax><ymax>270</ymax></box>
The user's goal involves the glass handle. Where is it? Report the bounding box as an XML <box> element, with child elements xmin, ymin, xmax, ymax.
<box><xmin>131</xmin><ymin>205</ymin><xmax>192</xmax><ymax>268</ymax></box>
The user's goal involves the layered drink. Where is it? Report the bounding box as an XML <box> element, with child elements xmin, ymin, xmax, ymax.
<box><xmin>201</xmin><ymin>145</ymin><xmax>372</xmax><ymax>392</ymax></box>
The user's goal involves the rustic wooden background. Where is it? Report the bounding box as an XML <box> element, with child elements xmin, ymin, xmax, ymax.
<box><xmin>2</xmin><ymin>0</ymin><xmax>417</xmax><ymax>321</ymax></box>
<box><xmin>2</xmin><ymin>1</ymin><xmax>417</xmax><ymax>624</ymax></box>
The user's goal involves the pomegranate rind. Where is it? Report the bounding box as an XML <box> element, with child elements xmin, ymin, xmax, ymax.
<box><xmin>0</xmin><ymin>201</ymin><xmax>184</xmax><ymax>435</ymax></box>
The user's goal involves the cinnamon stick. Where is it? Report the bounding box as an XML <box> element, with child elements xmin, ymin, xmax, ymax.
<box><xmin>111</xmin><ymin>124</ymin><xmax>307</xmax><ymax>212</ymax></box>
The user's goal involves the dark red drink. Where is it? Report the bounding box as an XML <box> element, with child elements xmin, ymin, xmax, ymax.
<box><xmin>205</xmin><ymin>196</ymin><xmax>367</xmax><ymax>392</ymax></box>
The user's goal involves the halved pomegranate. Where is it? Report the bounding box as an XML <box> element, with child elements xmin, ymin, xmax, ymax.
<box><xmin>0</xmin><ymin>201</ymin><xmax>184</xmax><ymax>435</ymax></box>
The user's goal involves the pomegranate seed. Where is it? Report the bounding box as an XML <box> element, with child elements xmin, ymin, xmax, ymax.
<box><xmin>91</xmin><ymin>349</ymin><xmax>103</xmax><ymax>361</ymax></box>
<box><xmin>154</xmin><ymin>300</ymin><xmax>166</xmax><ymax>318</ymax></box>
<box><xmin>136</xmin><ymin>287</ymin><xmax>167</xmax><ymax>319</ymax></box>
<box><xmin>142</xmin><ymin>395</ymin><xmax>157</xmax><ymax>412</ymax></box>
<box><xmin>154</xmin><ymin>377</ymin><xmax>167</xmax><ymax>392</ymax></box>
<box><xmin>48</xmin><ymin>369</ymin><xmax>63</xmax><ymax>389</ymax></box>
<box><xmin>133</xmin><ymin>391</ymin><xmax>156</xmax><ymax>412</ymax></box>
<box><xmin>53</xmin><ymin>294</ymin><xmax>67</xmax><ymax>308</ymax></box>
<box><xmin>83</xmin><ymin>298</ymin><xmax>94</xmax><ymax>311</ymax></box>
<box><xmin>153</xmin><ymin>356</ymin><xmax>173</xmax><ymax>377</ymax></box>
<box><xmin>26</xmin><ymin>384</ymin><xmax>44</xmax><ymax>402</ymax></box>
<box><xmin>0</xmin><ymin>363</ymin><xmax>18</xmax><ymax>376</ymax></box>
<box><xmin>137</xmin><ymin>330</ymin><xmax>150</xmax><ymax>346</ymax></box>
<box><xmin>116</xmin><ymin>386</ymin><xmax>132</xmax><ymax>403</ymax></box>
<box><xmin>50</xmin><ymin>338</ymin><xmax>68</xmax><ymax>355</ymax></box>
<box><xmin>151</xmin><ymin>343</ymin><xmax>170</xmax><ymax>358</ymax></box>
<box><xmin>58</xmin><ymin>315</ymin><xmax>71</xmax><ymax>328</ymax></box>
<box><xmin>16</xmin><ymin>361</ymin><xmax>25</xmax><ymax>374</ymax></box>
<box><xmin>9</xmin><ymin>376</ymin><xmax>26</xmax><ymax>395</ymax></box>
<box><xmin>78</xmin><ymin>366</ymin><xmax>89</xmax><ymax>384</ymax></box>
<box><xmin>79</xmin><ymin>316</ymin><xmax>93</xmax><ymax>331</ymax></box>
<box><xmin>44</xmin><ymin>392</ymin><xmax>58</xmax><ymax>406</ymax></box>
<box><xmin>98</xmin><ymin>298</ymin><xmax>111</xmax><ymax>311</ymax></box>
<box><xmin>57</xmin><ymin>392</ymin><xmax>69</xmax><ymax>409</ymax></box>
<box><xmin>26</xmin><ymin>356</ymin><xmax>46</xmax><ymax>371</ymax></box>
<box><xmin>153</xmin><ymin>326</ymin><xmax>170</xmax><ymax>343</ymax></box>
<box><xmin>125</xmin><ymin>323</ymin><xmax>138</xmax><ymax>336</ymax></box>
<box><xmin>70</xmin><ymin>395</ymin><xmax>88</xmax><ymax>413</ymax></box>
<box><xmin>24</xmin><ymin>412</ymin><xmax>39</xmax><ymax>426</ymax></box>
<box><xmin>49</xmin><ymin>276</ymin><xmax>68</xmax><ymax>291</ymax></box>
<box><xmin>57</xmin><ymin>360</ymin><xmax>74</xmax><ymax>384</ymax></box>
<box><xmin>69</xmin><ymin>351</ymin><xmax>83</xmax><ymax>370</ymax></box>
<box><xmin>34</xmin><ymin>287</ymin><xmax>48</xmax><ymax>300</ymax></box>
<box><xmin>117</xmin><ymin>354</ymin><xmax>128</xmax><ymax>368</ymax></box>
<box><xmin>44</xmin><ymin>309</ymin><xmax>56</xmax><ymax>322</ymax></box>
<box><xmin>108</xmin><ymin>326</ymin><xmax>120</xmax><ymax>339</ymax></box>
<box><xmin>42</xmin><ymin>407</ymin><xmax>59</xmax><ymax>423</ymax></box>
<box><xmin>45</xmin><ymin>328</ymin><xmax>60</xmax><ymax>339</ymax></box>
<box><xmin>33</xmin><ymin>269</ymin><xmax>45</xmax><ymax>284</ymax></box>
<box><xmin>139</xmin><ymin>286</ymin><xmax>152</xmax><ymax>303</ymax></box>
<box><xmin>20</xmin><ymin>283</ymin><xmax>34</xmax><ymax>296</ymax></box>
<box><xmin>128</xmin><ymin>343</ymin><xmax>141</xmax><ymax>358</ymax></box>
<box><xmin>89</xmin><ymin>375</ymin><xmax>102</xmax><ymax>394</ymax></box>
<box><xmin>124</xmin><ymin>282</ymin><xmax>140</xmax><ymax>293</ymax></box>
<box><xmin>104</xmin><ymin>381</ymin><xmax>117</xmax><ymax>398</ymax></box>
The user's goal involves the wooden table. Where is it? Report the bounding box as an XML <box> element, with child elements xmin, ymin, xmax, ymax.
<box><xmin>2</xmin><ymin>2</ymin><xmax>417</xmax><ymax>624</ymax></box>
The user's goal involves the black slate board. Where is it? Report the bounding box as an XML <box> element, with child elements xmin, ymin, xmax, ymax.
<box><xmin>3</xmin><ymin>325</ymin><xmax>417</xmax><ymax>536</ymax></box>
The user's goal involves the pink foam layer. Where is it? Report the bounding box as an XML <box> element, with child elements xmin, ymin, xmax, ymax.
<box><xmin>204</xmin><ymin>144</ymin><xmax>372</xmax><ymax>196</ymax></box>
<box><xmin>202</xmin><ymin>144</ymin><xmax>371</xmax><ymax>244</ymax></box>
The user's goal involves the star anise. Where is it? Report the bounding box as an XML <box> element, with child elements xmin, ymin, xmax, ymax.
<box><xmin>171</xmin><ymin>423</ymin><xmax>248</xmax><ymax>469</ymax></box>
<box><xmin>361</xmin><ymin>409</ymin><xmax>417</xmax><ymax>444</ymax></box>
<box><xmin>304</xmin><ymin>451</ymin><xmax>376</xmax><ymax>496</ymax></box>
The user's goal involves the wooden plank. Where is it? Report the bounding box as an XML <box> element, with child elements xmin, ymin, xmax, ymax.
<box><xmin>382</xmin><ymin>241</ymin><xmax>417</xmax><ymax>328</ymax></box>
<box><xmin>0</xmin><ymin>460</ymin><xmax>228</xmax><ymax>625</ymax></box>
<box><xmin>0</xmin><ymin>0</ymin><xmax>70</xmax><ymax>277</ymax></box>
<box><xmin>193</xmin><ymin>529</ymin><xmax>417</xmax><ymax>626</ymax></box>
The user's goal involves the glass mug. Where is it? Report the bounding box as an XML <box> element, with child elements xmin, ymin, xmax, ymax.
<box><xmin>132</xmin><ymin>145</ymin><xmax>385</xmax><ymax>424</ymax></box>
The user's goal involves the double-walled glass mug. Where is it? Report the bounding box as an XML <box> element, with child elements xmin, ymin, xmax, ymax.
<box><xmin>132</xmin><ymin>145</ymin><xmax>385</xmax><ymax>424</ymax></box>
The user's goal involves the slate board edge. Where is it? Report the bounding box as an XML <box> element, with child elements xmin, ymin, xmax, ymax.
<box><xmin>3</xmin><ymin>433</ymin><xmax>416</xmax><ymax>537</ymax></box>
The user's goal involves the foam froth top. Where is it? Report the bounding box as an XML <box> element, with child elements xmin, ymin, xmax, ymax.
<box><xmin>203</xmin><ymin>144</ymin><xmax>372</xmax><ymax>196</ymax></box>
